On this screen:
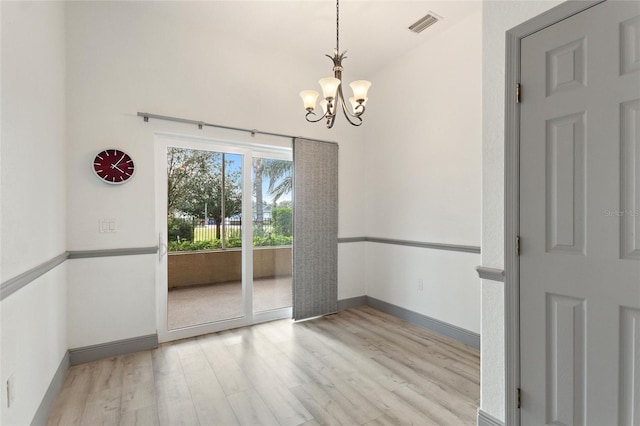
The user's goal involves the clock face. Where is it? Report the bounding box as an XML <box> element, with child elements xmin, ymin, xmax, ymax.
<box><xmin>92</xmin><ymin>149</ymin><xmax>135</xmax><ymax>184</ymax></box>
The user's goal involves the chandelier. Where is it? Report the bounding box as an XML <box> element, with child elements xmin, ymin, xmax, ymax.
<box><xmin>299</xmin><ymin>0</ymin><xmax>371</xmax><ymax>128</ymax></box>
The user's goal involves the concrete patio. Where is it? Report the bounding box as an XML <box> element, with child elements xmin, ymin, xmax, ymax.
<box><xmin>167</xmin><ymin>276</ymin><xmax>292</xmax><ymax>329</ymax></box>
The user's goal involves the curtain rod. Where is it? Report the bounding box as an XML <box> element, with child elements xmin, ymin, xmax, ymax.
<box><xmin>137</xmin><ymin>112</ymin><xmax>337</xmax><ymax>145</ymax></box>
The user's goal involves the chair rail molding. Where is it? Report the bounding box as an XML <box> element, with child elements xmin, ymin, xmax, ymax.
<box><xmin>0</xmin><ymin>246</ymin><xmax>159</xmax><ymax>301</ymax></box>
<box><xmin>338</xmin><ymin>236</ymin><xmax>480</xmax><ymax>254</ymax></box>
<box><xmin>476</xmin><ymin>266</ymin><xmax>505</xmax><ymax>282</ymax></box>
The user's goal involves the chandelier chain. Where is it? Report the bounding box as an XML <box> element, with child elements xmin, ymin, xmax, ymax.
<box><xmin>336</xmin><ymin>0</ymin><xmax>339</xmax><ymax>53</ymax></box>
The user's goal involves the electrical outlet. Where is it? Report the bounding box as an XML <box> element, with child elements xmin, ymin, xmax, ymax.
<box><xmin>99</xmin><ymin>219</ymin><xmax>117</xmax><ymax>233</ymax></box>
<box><xmin>7</xmin><ymin>374</ymin><xmax>15</xmax><ymax>408</ymax></box>
<box><xmin>417</xmin><ymin>279</ymin><xmax>424</xmax><ymax>291</ymax></box>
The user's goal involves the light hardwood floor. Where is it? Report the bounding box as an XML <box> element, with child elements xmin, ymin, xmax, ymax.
<box><xmin>47</xmin><ymin>306</ymin><xmax>480</xmax><ymax>426</ymax></box>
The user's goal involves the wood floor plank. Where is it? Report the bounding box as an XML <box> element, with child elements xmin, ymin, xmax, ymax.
<box><xmin>339</xmin><ymin>366</ymin><xmax>439</xmax><ymax>426</ymax></box>
<box><xmin>47</xmin><ymin>363</ymin><xmax>97</xmax><ymax>425</ymax></box>
<box><xmin>184</xmin><ymin>371</ymin><xmax>239</xmax><ymax>426</ymax></box>
<box><xmin>61</xmin><ymin>363</ymin><xmax>95</xmax><ymax>391</ymax></box>
<box><xmin>118</xmin><ymin>405</ymin><xmax>160</xmax><ymax>426</ymax></box>
<box><xmin>299</xmin><ymin>419</ymin><xmax>322</xmax><ymax>426</ymax></box>
<box><xmin>343</xmin><ymin>319</ymin><xmax>480</xmax><ymax>400</ymax></box>
<box><xmin>89</xmin><ymin>356</ymin><xmax>125</xmax><ymax>394</ymax></box>
<box><xmin>80</xmin><ymin>386</ymin><xmax>122</xmax><ymax>425</ymax></box>
<box><xmin>230</xmin><ymin>346</ymin><xmax>288</xmax><ymax>390</ymax></box>
<box><xmin>394</xmin><ymin>384</ymin><xmax>475</xmax><ymax>425</ymax></box>
<box><xmin>364</xmin><ymin>414</ymin><xmax>408</xmax><ymax>426</ymax></box>
<box><xmin>227</xmin><ymin>388</ymin><xmax>280</xmax><ymax>426</ymax></box>
<box><xmin>177</xmin><ymin>343</ymin><xmax>240</xmax><ymax>425</ymax></box>
<box><xmin>121</xmin><ymin>351</ymin><xmax>156</xmax><ymax>418</ymax></box>
<box><xmin>255</xmin><ymin>383</ymin><xmax>314</xmax><ymax>426</ymax></box>
<box><xmin>300</xmin><ymin>367</ymin><xmax>382</xmax><ymax>424</ymax></box>
<box><xmin>47</xmin><ymin>387</ymin><xmax>90</xmax><ymax>426</ymax></box>
<box><xmin>122</xmin><ymin>352</ymin><xmax>154</xmax><ymax>387</ymax></box>
<box><xmin>151</xmin><ymin>342</ymin><xmax>184</xmax><ymax>380</ymax></box>
<box><xmin>289</xmin><ymin>383</ymin><xmax>358</xmax><ymax>426</ymax></box>
<box><xmin>198</xmin><ymin>337</ymin><xmax>254</xmax><ymax>396</ymax></box>
<box><xmin>47</xmin><ymin>306</ymin><xmax>480</xmax><ymax>426</ymax></box>
<box><xmin>154</xmin><ymin>374</ymin><xmax>200</xmax><ymax>425</ymax></box>
<box><xmin>341</xmin><ymin>309</ymin><xmax>464</xmax><ymax>368</ymax></box>
<box><xmin>354</xmin><ymin>306</ymin><xmax>480</xmax><ymax>363</ymax></box>
<box><xmin>372</xmin><ymin>353</ymin><xmax>479</xmax><ymax>419</ymax></box>
<box><xmin>120</xmin><ymin>382</ymin><xmax>157</xmax><ymax>417</ymax></box>
<box><xmin>301</xmin><ymin>320</ymin><xmax>407</xmax><ymax>391</ymax></box>
<box><xmin>260</xmin><ymin>350</ymin><xmax>313</xmax><ymax>389</ymax></box>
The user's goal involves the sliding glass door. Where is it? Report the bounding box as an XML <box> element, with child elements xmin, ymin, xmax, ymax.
<box><xmin>252</xmin><ymin>156</ymin><xmax>293</xmax><ymax>314</ymax></box>
<box><xmin>165</xmin><ymin>147</ymin><xmax>244</xmax><ymax>329</ymax></box>
<box><xmin>155</xmin><ymin>133</ymin><xmax>292</xmax><ymax>342</ymax></box>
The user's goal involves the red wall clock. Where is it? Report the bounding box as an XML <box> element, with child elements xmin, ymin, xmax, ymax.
<box><xmin>92</xmin><ymin>148</ymin><xmax>135</xmax><ymax>184</ymax></box>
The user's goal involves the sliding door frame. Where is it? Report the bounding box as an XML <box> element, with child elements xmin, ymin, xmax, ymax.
<box><xmin>154</xmin><ymin>132</ymin><xmax>292</xmax><ymax>343</ymax></box>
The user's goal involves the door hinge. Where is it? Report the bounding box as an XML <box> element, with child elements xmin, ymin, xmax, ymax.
<box><xmin>516</xmin><ymin>83</ymin><xmax>521</xmax><ymax>103</ymax></box>
<box><xmin>517</xmin><ymin>387</ymin><xmax>522</xmax><ymax>409</ymax></box>
<box><xmin>516</xmin><ymin>236</ymin><xmax>521</xmax><ymax>256</ymax></box>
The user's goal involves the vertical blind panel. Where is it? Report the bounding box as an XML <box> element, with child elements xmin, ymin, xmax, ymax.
<box><xmin>292</xmin><ymin>138</ymin><xmax>339</xmax><ymax>320</ymax></box>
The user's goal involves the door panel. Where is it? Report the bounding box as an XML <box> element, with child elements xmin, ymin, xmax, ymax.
<box><xmin>545</xmin><ymin>294</ymin><xmax>587</xmax><ymax>426</ymax></box>
<box><xmin>166</xmin><ymin>148</ymin><xmax>245</xmax><ymax>330</ymax></box>
<box><xmin>619</xmin><ymin>306</ymin><xmax>640</xmax><ymax>424</ymax></box>
<box><xmin>520</xmin><ymin>1</ymin><xmax>640</xmax><ymax>424</ymax></box>
<box><xmin>545</xmin><ymin>112</ymin><xmax>586</xmax><ymax>255</ymax></box>
<box><xmin>252</xmin><ymin>156</ymin><xmax>293</xmax><ymax>314</ymax></box>
<box><xmin>621</xmin><ymin>99</ymin><xmax>640</xmax><ymax>260</ymax></box>
<box><xmin>621</xmin><ymin>15</ymin><xmax>640</xmax><ymax>76</ymax></box>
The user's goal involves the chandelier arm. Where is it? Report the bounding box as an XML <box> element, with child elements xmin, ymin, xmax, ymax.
<box><xmin>341</xmin><ymin>106</ymin><xmax>363</xmax><ymax>126</ymax></box>
<box><xmin>338</xmin><ymin>90</ymin><xmax>357</xmax><ymax>118</ymax></box>
<box><xmin>337</xmin><ymin>86</ymin><xmax>364</xmax><ymax>126</ymax></box>
<box><xmin>338</xmin><ymin>93</ymin><xmax>363</xmax><ymax>126</ymax></box>
<box><xmin>326</xmin><ymin>114</ymin><xmax>336</xmax><ymax>129</ymax></box>
<box><xmin>305</xmin><ymin>110</ymin><xmax>330</xmax><ymax>123</ymax></box>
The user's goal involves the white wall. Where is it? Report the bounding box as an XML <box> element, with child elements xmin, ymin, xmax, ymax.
<box><xmin>64</xmin><ymin>1</ymin><xmax>366</xmax><ymax>347</ymax></box>
<box><xmin>0</xmin><ymin>266</ymin><xmax>68</xmax><ymax>425</ymax></box>
<box><xmin>363</xmin><ymin>6</ymin><xmax>482</xmax><ymax>333</ymax></box>
<box><xmin>0</xmin><ymin>2</ymin><xmax>68</xmax><ymax>424</ymax></box>
<box><xmin>480</xmin><ymin>0</ymin><xmax>561</xmax><ymax>421</ymax></box>
<box><xmin>1</xmin><ymin>1</ymin><xmax>67</xmax><ymax>281</ymax></box>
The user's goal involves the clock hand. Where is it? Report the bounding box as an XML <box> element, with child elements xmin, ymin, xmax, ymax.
<box><xmin>112</xmin><ymin>164</ymin><xmax>125</xmax><ymax>173</ymax></box>
<box><xmin>113</xmin><ymin>154</ymin><xmax>126</xmax><ymax>167</ymax></box>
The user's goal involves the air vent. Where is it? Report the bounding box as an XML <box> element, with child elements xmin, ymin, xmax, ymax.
<box><xmin>408</xmin><ymin>12</ymin><xmax>441</xmax><ymax>33</ymax></box>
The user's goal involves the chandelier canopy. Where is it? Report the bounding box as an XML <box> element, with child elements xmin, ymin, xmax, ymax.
<box><xmin>300</xmin><ymin>0</ymin><xmax>371</xmax><ymax>129</ymax></box>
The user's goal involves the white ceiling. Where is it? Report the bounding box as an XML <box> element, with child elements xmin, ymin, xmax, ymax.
<box><xmin>205</xmin><ymin>1</ymin><xmax>482</xmax><ymax>79</ymax></box>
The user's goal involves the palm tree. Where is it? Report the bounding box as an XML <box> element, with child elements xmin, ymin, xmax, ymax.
<box><xmin>253</xmin><ymin>158</ymin><xmax>265</xmax><ymax>235</ymax></box>
<box><xmin>264</xmin><ymin>159</ymin><xmax>292</xmax><ymax>202</ymax></box>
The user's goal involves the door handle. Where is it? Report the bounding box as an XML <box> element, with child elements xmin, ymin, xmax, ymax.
<box><xmin>159</xmin><ymin>232</ymin><xmax>167</xmax><ymax>261</ymax></box>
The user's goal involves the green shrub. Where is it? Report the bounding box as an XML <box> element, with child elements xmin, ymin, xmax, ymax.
<box><xmin>168</xmin><ymin>239</ymin><xmax>221</xmax><ymax>252</ymax></box>
<box><xmin>167</xmin><ymin>232</ymin><xmax>293</xmax><ymax>251</ymax></box>
<box><xmin>227</xmin><ymin>236</ymin><xmax>242</xmax><ymax>248</ymax></box>
<box><xmin>168</xmin><ymin>216</ymin><xmax>194</xmax><ymax>242</ymax></box>
<box><xmin>272</xmin><ymin>208</ymin><xmax>292</xmax><ymax>237</ymax></box>
<box><xmin>253</xmin><ymin>235</ymin><xmax>292</xmax><ymax>247</ymax></box>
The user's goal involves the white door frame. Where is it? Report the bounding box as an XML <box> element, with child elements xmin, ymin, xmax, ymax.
<box><xmin>503</xmin><ymin>1</ymin><xmax>606</xmax><ymax>424</ymax></box>
<box><xmin>154</xmin><ymin>131</ymin><xmax>292</xmax><ymax>343</ymax></box>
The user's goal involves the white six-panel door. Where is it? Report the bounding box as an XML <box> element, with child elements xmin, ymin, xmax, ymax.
<box><xmin>520</xmin><ymin>1</ymin><xmax>640</xmax><ymax>424</ymax></box>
